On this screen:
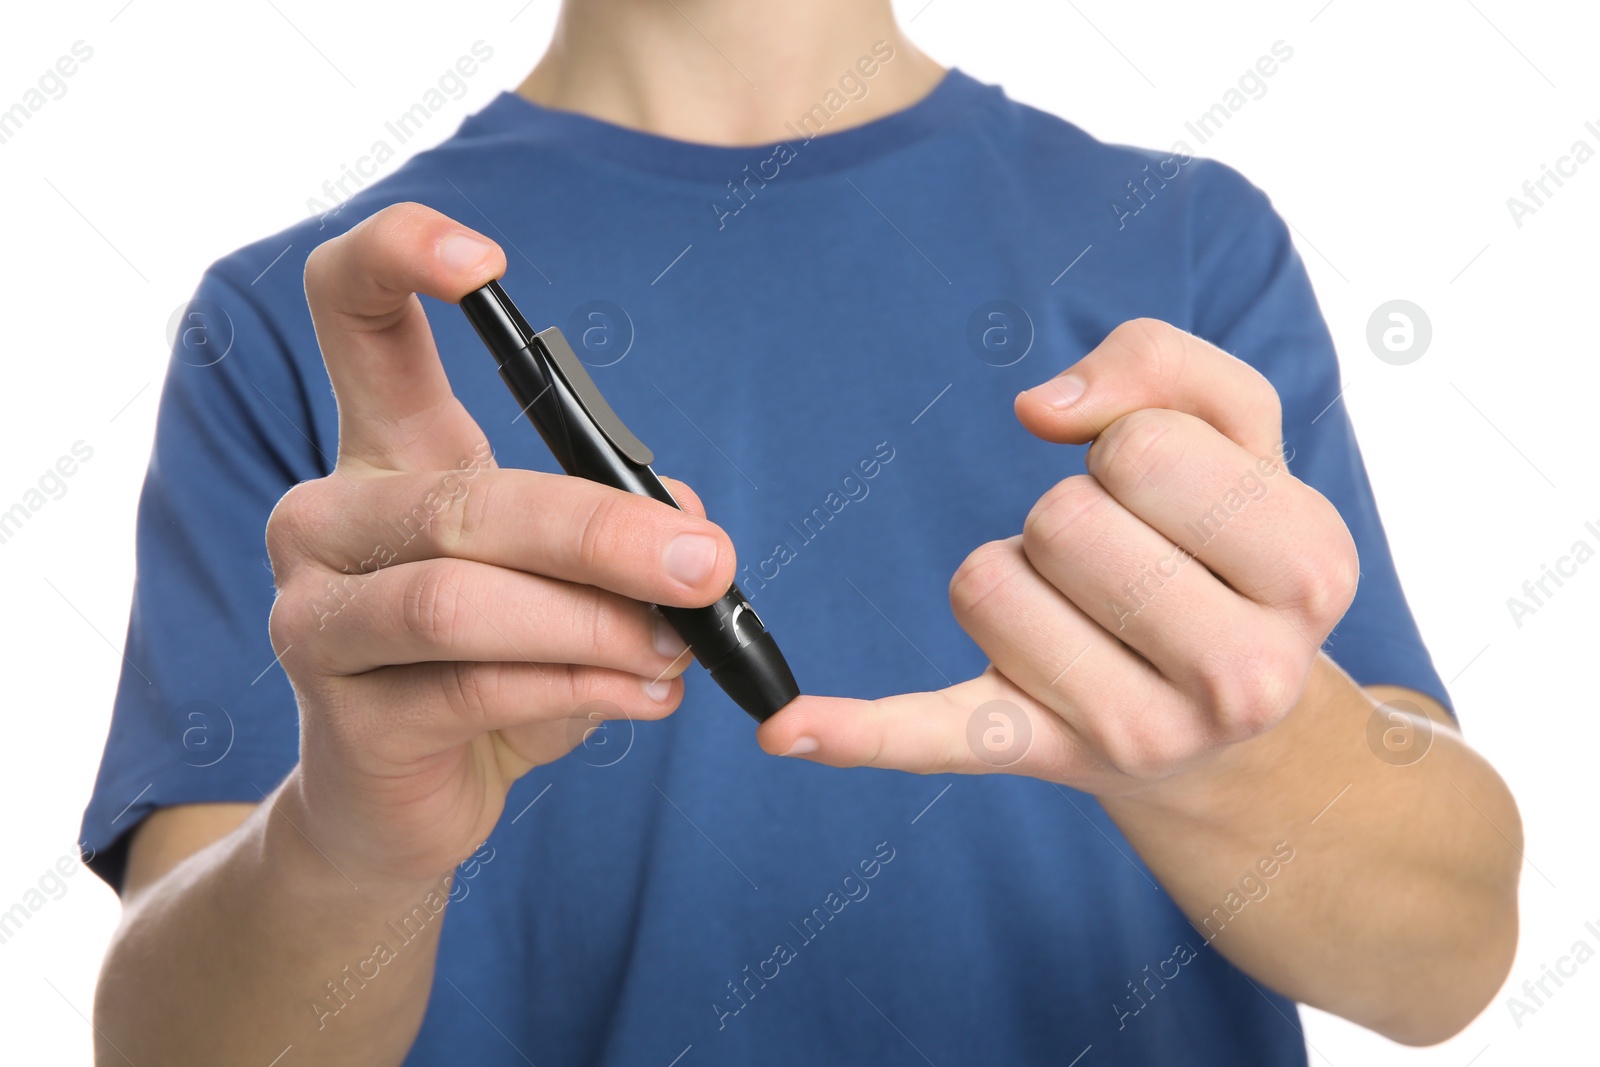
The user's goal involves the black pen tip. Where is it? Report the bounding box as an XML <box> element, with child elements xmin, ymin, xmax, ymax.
<box><xmin>709</xmin><ymin>631</ymin><xmax>801</xmax><ymax>723</ymax></box>
<box><xmin>460</xmin><ymin>279</ymin><xmax>535</xmax><ymax>354</ymax></box>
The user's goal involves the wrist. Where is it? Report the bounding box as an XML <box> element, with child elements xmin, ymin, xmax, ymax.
<box><xmin>261</xmin><ymin>768</ymin><xmax>451</xmax><ymax>908</ymax></box>
<box><xmin>1097</xmin><ymin>738</ymin><xmax>1265</xmax><ymax>827</ymax></box>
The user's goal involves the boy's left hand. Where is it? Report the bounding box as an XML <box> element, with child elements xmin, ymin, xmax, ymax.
<box><xmin>759</xmin><ymin>318</ymin><xmax>1359</xmax><ymax>797</ymax></box>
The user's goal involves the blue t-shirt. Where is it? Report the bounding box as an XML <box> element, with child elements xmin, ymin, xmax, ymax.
<box><xmin>81</xmin><ymin>69</ymin><xmax>1449</xmax><ymax>1065</ymax></box>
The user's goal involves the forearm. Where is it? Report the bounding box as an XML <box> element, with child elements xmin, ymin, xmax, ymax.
<box><xmin>1099</xmin><ymin>653</ymin><xmax>1521</xmax><ymax>1045</ymax></box>
<box><xmin>94</xmin><ymin>770</ymin><xmax>449</xmax><ymax>1066</ymax></box>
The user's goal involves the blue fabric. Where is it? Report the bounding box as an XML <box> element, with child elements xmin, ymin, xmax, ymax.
<box><xmin>81</xmin><ymin>68</ymin><xmax>1449</xmax><ymax>1065</ymax></box>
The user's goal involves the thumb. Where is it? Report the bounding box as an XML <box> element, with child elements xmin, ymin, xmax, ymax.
<box><xmin>304</xmin><ymin>201</ymin><xmax>507</xmax><ymax>472</ymax></box>
<box><xmin>1013</xmin><ymin>318</ymin><xmax>1282</xmax><ymax>458</ymax></box>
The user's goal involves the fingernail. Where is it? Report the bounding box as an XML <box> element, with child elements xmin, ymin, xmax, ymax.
<box><xmin>439</xmin><ymin>233</ymin><xmax>493</xmax><ymax>272</ymax></box>
<box><xmin>664</xmin><ymin>532</ymin><xmax>718</xmax><ymax>587</ymax></box>
<box><xmin>1026</xmin><ymin>374</ymin><xmax>1086</xmax><ymax>410</ymax></box>
<box><xmin>643</xmin><ymin>678</ymin><xmax>673</xmax><ymax>702</ymax></box>
<box><xmin>782</xmin><ymin>737</ymin><xmax>818</xmax><ymax>757</ymax></box>
<box><xmin>654</xmin><ymin>614</ymin><xmax>689</xmax><ymax>659</ymax></box>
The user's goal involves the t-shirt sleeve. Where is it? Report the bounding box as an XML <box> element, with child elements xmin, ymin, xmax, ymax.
<box><xmin>1184</xmin><ymin>161</ymin><xmax>1453</xmax><ymax>716</ymax></box>
<box><xmin>79</xmin><ymin>264</ymin><xmax>327</xmax><ymax>891</ymax></box>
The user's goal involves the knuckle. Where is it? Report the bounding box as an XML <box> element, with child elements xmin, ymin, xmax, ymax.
<box><xmin>852</xmin><ymin>717</ymin><xmax>888</xmax><ymax>772</ymax></box>
<box><xmin>1290</xmin><ymin>529</ymin><xmax>1360</xmax><ymax>623</ymax></box>
<box><xmin>439</xmin><ymin>662</ymin><xmax>502</xmax><ymax>727</ymax></box>
<box><xmin>1022</xmin><ymin>476</ymin><xmax>1108</xmax><ymax>558</ymax></box>
<box><xmin>1108</xmin><ymin>318</ymin><xmax>1188</xmax><ymax>389</ymax></box>
<box><xmin>1102</xmin><ymin>741</ymin><xmax>1168</xmax><ymax>783</ymax></box>
<box><xmin>401</xmin><ymin>561</ymin><xmax>470</xmax><ymax>648</ymax></box>
<box><xmin>437</xmin><ymin>469</ymin><xmax>492</xmax><ymax>553</ymax></box>
<box><xmin>1253</xmin><ymin>379</ymin><xmax>1284</xmax><ymax>436</ymax></box>
<box><xmin>573</xmin><ymin>491</ymin><xmax>626</xmax><ymax>575</ymax></box>
<box><xmin>1231</xmin><ymin>360</ymin><xmax>1285</xmax><ymax>434</ymax></box>
<box><xmin>1097</xmin><ymin>714</ymin><xmax>1191</xmax><ymax>782</ymax></box>
<box><xmin>264</xmin><ymin>480</ymin><xmax>331</xmax><ymax>580</ymax></box>
<box><xmin>302</xmin><ymin>238</ymin><xmax>336</xmax><ymax>293</ymax></box>
<box><xmin>565</xmin><ymin>590</ymin><xmax>620</xmax><ymax>660</ymax></box>
<box><xmin>267</xmin><ymin>577</ymin><xmax>333</xmax><ymax>674</ymax></box>
<box><xmin>357</xmin><ymin>201</ymin><xmax>430</xmax><ymax>258</ymax></box>
<box><xmin>266</xmin><ymin>594</ymin><xmax>302</xmax><ymax>659</ymax></box>
<box><xmin>948</xmin><ymin>540</ymin><xmax>1024</xmax><ymax>622</ymax></box>
<box><xmin>1194</xmin><ymin>639</ymin><xmax>1304</xmax><ymax>738</ymax></box>
<box><xmin>1094</xmin><ymin>409</ymin><xmax>1183</xmax><ymax>484</ymax></box>
<box><xmin>926</xmin><ymin>736</ymin><xmax>970</xmax><ymax>776</ymax></box>
<box><xmin>541</xmin><ymin>662</ymin><xmax>584</xmax><ymax>713</ymax></box>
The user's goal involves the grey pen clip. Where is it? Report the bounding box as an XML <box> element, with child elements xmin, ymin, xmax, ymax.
<box><xmin>530</xmin><ymin>326</ymin><xmax>655</xmax><ymax>467</ymax></box>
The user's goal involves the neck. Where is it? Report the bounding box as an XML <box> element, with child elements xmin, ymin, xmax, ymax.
<box><xmin>516</xmin><ymin>0</ymin><xmax>946</xmax><ymax>145</ymax></box>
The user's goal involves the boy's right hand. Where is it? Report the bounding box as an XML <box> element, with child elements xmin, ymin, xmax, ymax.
<box><xmin>266</xmin><ymin>202</ymin><xmax>736</xmax><ymax>889</ymax></box>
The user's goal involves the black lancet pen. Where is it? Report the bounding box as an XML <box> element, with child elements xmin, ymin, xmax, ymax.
<box><xmin>459</xmin><ymin>278</ymin><xmax>801</xmax><ymax>722</ymax></box>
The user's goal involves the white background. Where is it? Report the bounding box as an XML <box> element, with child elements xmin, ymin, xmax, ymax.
<box><xmin>1</xmin><ymin>0</ymin><xmax>1594</xmax><ymax>1062</ymax></box>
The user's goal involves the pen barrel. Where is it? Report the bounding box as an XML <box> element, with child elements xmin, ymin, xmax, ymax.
<box><xmin>499</xmin><ymin>350</ymin><xmax>798</xmax><ymax>719</ymax></box>
<box><xmin>659</xmin><ymin>586</ymin><xmax>766</xmax><ymax>673</ymax></box>
<box><xmin>465</xmin><ymin>282</ymin><xmax>800</xmax><ymax>720</ymax></box>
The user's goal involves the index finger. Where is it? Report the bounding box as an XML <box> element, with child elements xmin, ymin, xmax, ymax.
<box><xmin>304</xmin><ymin>201</ymin><xmax>507</xmax><ymax>472</ymax></box>
<box><xmin>756</xmin><ymin>675</ymin><xmax>1081</xmax><ymax>780</ymax></box>
<box><xmin>1014</xmin><ymin>318</ymin><xmax>1284</xmax><ymax>460</ymax></box>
